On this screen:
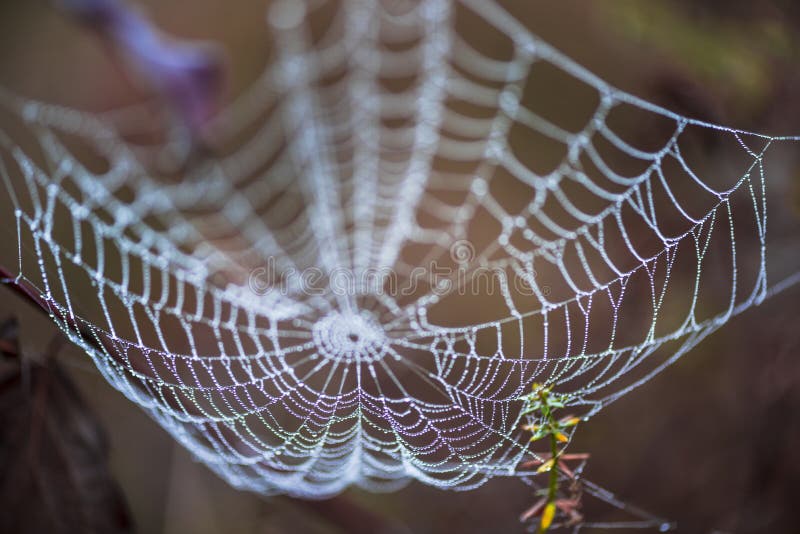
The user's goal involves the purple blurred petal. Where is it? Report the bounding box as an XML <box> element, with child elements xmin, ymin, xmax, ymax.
<box><xmin>58</xmin><ymin>0</ymin><xmax>224</xmax><ymax>133</ymax></box>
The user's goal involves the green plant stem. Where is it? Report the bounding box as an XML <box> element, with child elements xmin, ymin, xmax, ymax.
<box><xmin>537</xmin><ymin>391</ymin><xmax>559</xmax><ymax>534</ymax></box>
<box><xmin>541</xmin><ymin>431</ymin><xmax>559</xmax><ymax>533</ymax></box>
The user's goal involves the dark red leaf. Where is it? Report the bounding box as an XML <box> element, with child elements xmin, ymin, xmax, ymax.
<box><xmin>0</xmin><ymin>318</ymin><xmax>133</xmax><ymax>534</ymax></box>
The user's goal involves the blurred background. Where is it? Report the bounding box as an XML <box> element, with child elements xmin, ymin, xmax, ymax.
<box><xmin>1</xmin><ymin>1</ymin><xmax>800</xmax><ymax>533</ymax></box>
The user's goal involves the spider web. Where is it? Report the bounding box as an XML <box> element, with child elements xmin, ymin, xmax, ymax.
<box><xmin>0</xmin><ymin>0</ymin><xmax>798</xmax><ymax>500</ymax></box>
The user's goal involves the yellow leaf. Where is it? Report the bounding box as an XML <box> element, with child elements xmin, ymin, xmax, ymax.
<box><xmin>555</xmin><ymin>432</ymin><xmax>568</xmax><ymax>443</ymax></box>
<box><xmin>536</xmin><ymin>458</ymin><xmax>556</xmax><ymax>473</ymax></box>
<box><xmin>539</xmin><ymin>502</ymin><xmax>556</xmax><ymax>532</ymax></box>
<box><xmin>522</xmin><ymin>424</ymin><xmax>541</xmax><ymax>432</ymax></box>
<box><xmin>561</xmin><ymin>417</ymin><xmax>581</xmax><ymax>427</ymax></box>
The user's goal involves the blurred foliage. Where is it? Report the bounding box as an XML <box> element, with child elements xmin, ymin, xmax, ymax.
<box><xmin>0</xmin><ymin>318</ymin><xmax>133</xmax><ymax>534</ymax></box>
<box><xmin>603</xmin><ymin>0</ymin><xmax>800</xmax><ymax>124</ymax></box>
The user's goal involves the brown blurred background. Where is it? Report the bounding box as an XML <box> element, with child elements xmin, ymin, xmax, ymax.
<box><xmin>1</xmin><ymin>1</ymin><xmax>800</xmax><ymax>533</ymax></box>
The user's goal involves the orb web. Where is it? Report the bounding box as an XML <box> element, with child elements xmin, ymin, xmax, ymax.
<box><xmin>0</xmin><ymin>0</ymin><xmax>799</xmax><ymax>499</ymax></box>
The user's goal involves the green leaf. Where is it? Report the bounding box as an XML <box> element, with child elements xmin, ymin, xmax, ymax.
<box><xmin>536</xmin><ymin>458</ymin><xmax>556</xmax><ymax>473</ymax></box>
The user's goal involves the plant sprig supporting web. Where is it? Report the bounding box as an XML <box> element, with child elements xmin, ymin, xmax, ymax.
<box><xmin>0</xmin><ymin>0</ymin><xmax>798</xmax><ymax>509</ymax></box>
<box><xmin>518</xmin><ymin>383</ymin><xmax>583</xmax><ymax>533</ymax></box>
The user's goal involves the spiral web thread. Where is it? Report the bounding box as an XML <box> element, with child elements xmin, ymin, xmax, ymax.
<box><xmin>0</xmin><ymin>0</ymin><xmax>798</xmax><ymax>501</ymax></box>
